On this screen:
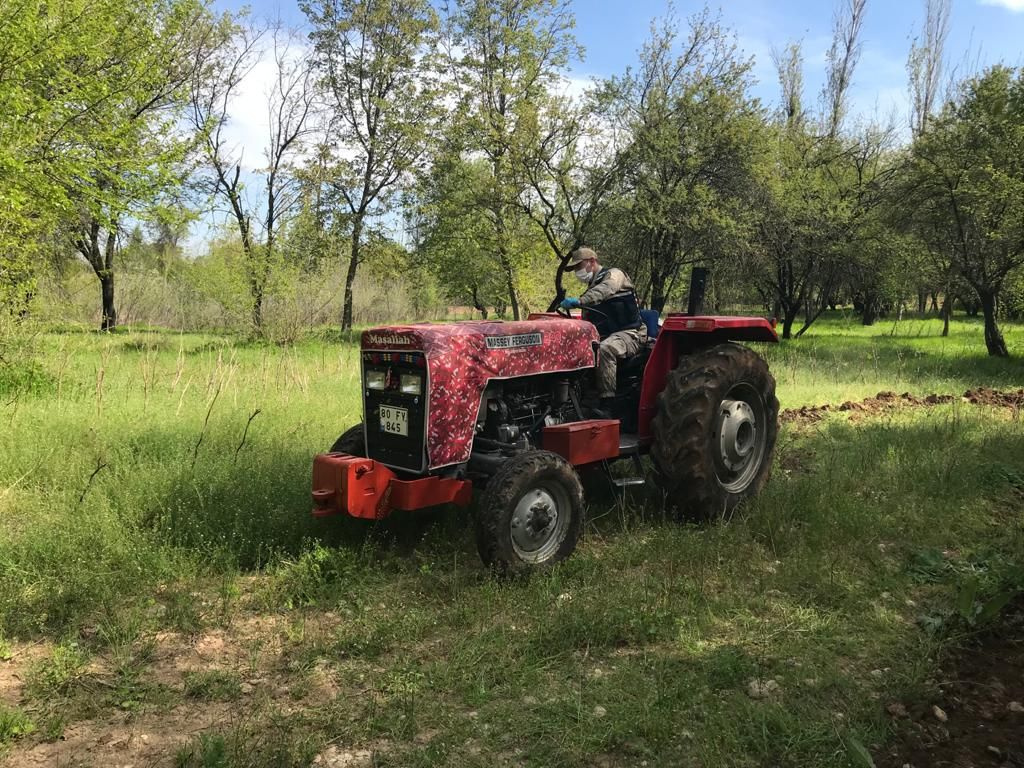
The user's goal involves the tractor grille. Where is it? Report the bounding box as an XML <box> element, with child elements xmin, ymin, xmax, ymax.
<box><xmin>361</xmin><ymin>351</ymin><xmax>428</xmax><ymax>473</ymax></box>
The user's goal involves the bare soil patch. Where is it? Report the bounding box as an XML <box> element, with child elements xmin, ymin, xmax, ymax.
<box><xmin>876</xmin><ymin>604</ymin><xmax>1024</xmax><ymax>768</ymax></box>
<box><xmin>781</xmin><ymin>388</ymin><xmax>1024</xmax><ymax>425</ymax></box>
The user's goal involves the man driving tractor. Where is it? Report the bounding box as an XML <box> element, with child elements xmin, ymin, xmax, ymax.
<box><xmin>559</xmin><ymin>247</ymin><xmax>646</xmax><ymax>415</ymax></box>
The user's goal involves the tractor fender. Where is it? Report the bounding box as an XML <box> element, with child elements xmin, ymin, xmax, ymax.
<box><xmin>636</xmin><ymin>315</ymin><xmax>778</xmax><ymax>438</ymax></box>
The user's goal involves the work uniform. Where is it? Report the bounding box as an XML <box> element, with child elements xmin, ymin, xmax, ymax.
<box><xmin>579</xmin><ymin>268</ymin><xmax>647</xmax><ymax>399</ymax></box>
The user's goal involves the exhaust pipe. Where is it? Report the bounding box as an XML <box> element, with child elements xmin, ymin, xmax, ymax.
<box><xmin>687</xmin><ymin>267</ymin><xmax>709</xmax><ymax>316</ymax></box>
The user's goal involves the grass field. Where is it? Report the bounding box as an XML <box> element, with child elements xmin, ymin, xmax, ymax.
<box><xmin>1</xmin><ymin>312</ymin><xmax>1023</xmax><ymax>767</ymax></box>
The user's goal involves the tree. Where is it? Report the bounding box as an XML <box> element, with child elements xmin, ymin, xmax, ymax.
<box><xmin>821</xmin><ymin>0</ymin><xmax>867</xmax><ymax>140</ymax></box>
<box><xmin>72</xmin><ymin>0</ymin><xmax>220</xmax><ymax>331</ymax></box>
<box><xmin>907</xmin><ymin>0</ymin><xmax>950</xmax><ymax>139</ymax></box>
<box><xmin>0</xmin><ymin>0</ymin><xmax>215</xmax><ymax>329</ymax></box>
<box><xmin>189</xmin><ymin>22</ymin><xmax>315</xmax><ymax>334</ymax></box>
<box><xmin>595</xmin><ymin>9</ymin><xmax>763</xmax><ymax>312</ymax></box>
<box><xmin>445</xmin><ymin>0</ymin><xmax>581</xmax><ymax>320</ymax></box>
<box><xmin>908</xmin><ymin>66</ymin><xmax>1024</xmax><ymax>356</ymax></box>
<box><xmin>303</xmin><ymin>0</ymin><xmax>439</xmax><ymax>331</ymax></box>
<box><xmin>513</xmin><ymin>95</ymin><xmax>622</xmax><ymax>307</ymax></box>
<box><xmin>413</xmin><ymin>153</ymin><xmax>550</xmax><ymax>317</ymax></box>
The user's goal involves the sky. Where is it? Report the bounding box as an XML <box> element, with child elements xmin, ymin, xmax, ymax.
<box><xmin>195</xmin><ymin>0</ymin><xmax>1024</xmax><ymax>250</ymax></box>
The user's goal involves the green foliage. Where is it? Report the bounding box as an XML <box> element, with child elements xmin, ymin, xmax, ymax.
<box><xmin>596</xmin><ymin>9</ymin><xmax>764</xmax><ymax>311</ymax></box>
<box><xmin>0</xmin><ymin>705</ymin><xmax>35</xmax><ymax>746</ymax></box>
<box><xmin>174</xmin><ymin>722</ymin><xmax>318</xmax><ymax>768</ymax></box>
<box><xmin>267</xmin><ymin>544</ymin><xmax>360</xmax><ymax>609</ymax></box>
<box><xmin>26</xmin><ymin>641</ymin><xmax>91</xmax><ymax>699</ymax></box>
<box><xmin>907</xmin><ymin>65</ymin><xmax>1024</xmax><ymax>354</ymax></box>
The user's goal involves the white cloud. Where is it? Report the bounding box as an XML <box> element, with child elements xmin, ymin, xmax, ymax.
<box><xmin>219</xmin><ymin>38</ymin><xmax>314</xmax><ymax>173</ymax></box>
<box><xmin>556</xmin><ymin>74</ymin><xmax>597</xmax><ymax>100</ymax></box>
<box><xmin>979</xmin><ymin>0</ymin><xmax>1024</xmax><ymax>11</ymax></box>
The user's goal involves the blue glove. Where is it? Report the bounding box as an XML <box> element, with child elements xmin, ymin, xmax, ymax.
<box><xmin>560</xmin><ymin>297</ymin><xmax>581</xmax><ymax>309</ymax></box>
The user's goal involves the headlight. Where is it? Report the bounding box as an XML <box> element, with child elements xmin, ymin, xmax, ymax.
<box><xmin>366</xmin><ymin>370</ymin><xmax>387</xmax><ymax>390</ymax></box>
<box><xmin>399</xmin><ymin>374</ymin><xmax>422</xmax><ymax>395</ymax></box>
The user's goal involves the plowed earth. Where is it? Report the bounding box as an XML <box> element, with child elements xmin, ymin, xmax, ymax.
<box><xmin>876</xmin><ymin>604</ymin><xmax>1024</xmax><ymax>768</ymax></box>
<box><xmin>781</xmin><ymin>388</ymin><xmax>1024</xmax><ymax>425</ymax></box>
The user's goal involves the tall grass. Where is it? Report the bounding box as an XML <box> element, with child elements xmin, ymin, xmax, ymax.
<box><xmin>2</xmin><ymin>314</ymin><xmax>1022</xmax><ymax>635</ymax></box>
<box><xmin>2</xmin><ymin>313</ymin><xmax>1024</xmax><ymax>765</ymax></box>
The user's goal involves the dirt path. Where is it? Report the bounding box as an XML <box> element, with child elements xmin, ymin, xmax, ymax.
<box><xmin>782</xmin><ymin>387</ymin><xmax>1024</xmax><ymax>425</ymax></box>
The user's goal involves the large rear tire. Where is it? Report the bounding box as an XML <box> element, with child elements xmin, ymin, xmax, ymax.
<box><xmin>651</xmin><ymin>343</ymin><xmax>778</xmax><ymax>519</ymax></box>
<box><xmin>329</xmin><ymin>424</ymin><xmax>365</xmax><ymax>455</ymax></box>
<box><xmin>475</xmin><ymin>451</ymin><xmax>584</xmax><ymax>575</ymax></box>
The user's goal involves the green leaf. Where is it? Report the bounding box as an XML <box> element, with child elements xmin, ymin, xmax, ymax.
<box><xmin>977</xmin><ymin>590</ymin><xmax>1017</xmax><ymax>625</ymax></box>
<box><xmin>956</xmin><ymin>575</ymin><xmax>980</xmax><ymax>621</ymax></box>
<box><xmin>845</xmin><ymin>735</ymin><xmax>876</xmax><ymax>768</ymax></box>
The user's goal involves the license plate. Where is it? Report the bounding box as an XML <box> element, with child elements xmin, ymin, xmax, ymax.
<box><xmin>379</xmin><ymin>405</ymin><xmax>409</xmax><ymax>436</ymax></box>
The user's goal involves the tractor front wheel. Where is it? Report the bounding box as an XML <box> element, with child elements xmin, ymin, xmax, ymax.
<box><xmin>475</xmin><ymin>451</ymin><xmax>584</xmax><ymax>575</ymax></box>
<box><xmin>651</xmin><ymin>343</ymin><xmax>778</xmax><ymax>518</ymax></box>
<box><xmin>329</xmin><ymin>424</ymin><xmax>365</xmax><ymax>455</ymax></box>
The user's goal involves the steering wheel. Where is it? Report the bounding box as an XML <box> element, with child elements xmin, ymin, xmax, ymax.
<box><xmin>554</xmin><ymin>302</ymin><xmax>608</xmax><ymax>319</ymax></box>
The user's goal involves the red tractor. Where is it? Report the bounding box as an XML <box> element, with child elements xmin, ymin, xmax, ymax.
<box><xmin>312</xmin><ymin>280</ymin><xmax>779</xmax><ymax>573</ymax></box>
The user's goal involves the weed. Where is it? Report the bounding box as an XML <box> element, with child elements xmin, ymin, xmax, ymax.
<box><xmin>174</xmin><ymin>715</ymin><xmax>319</xmax><ymax>768</ymax></box>
<box><xmin>26</xmin><ymin>641</ymin><xmax>90</xmax><ymax>699</ymax></box>
<box><xmin>163</xmin><ymin>589</ymin><xmax>205</xmax><ymax>636</ymax></box>
<box><xmin>184</xmin><ymin>670</ymin><xmax>243</xmax><ymax>702</ymax></box>
<box><xmin>0</xmin><ymin>704</ymin><xmax>35</xmax><ymax>746</ymax></box>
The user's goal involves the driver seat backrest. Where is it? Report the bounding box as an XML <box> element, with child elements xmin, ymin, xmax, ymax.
<box><xmin>640</xmin><ymin>308</ymin><xmax>660</xmax><ymax>339</ymax></box>
<box><xmin>617</xmin><ymin>345</ymin><xmax>652</xmax><ymax>380</ymax></box>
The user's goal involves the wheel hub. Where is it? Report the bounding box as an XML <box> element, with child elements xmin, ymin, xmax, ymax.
<box><xmin>718</xmin><ymin>399</ymin><xmax>758</xmax><ymax>471</ymax></box>
<box><xmin>712</xmin><ymin>383</ymin><xmax>768</xmax><ymax>495</ymax></box>
<box><xmin>511</xmin><ymin>489</ymin><xmax>562</xmax><ymax>557</ymax></box>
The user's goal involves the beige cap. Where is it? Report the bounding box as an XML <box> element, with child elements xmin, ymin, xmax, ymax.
<box><xmin>565</xmin><ymin>247</ymin><xmax>598</xmax><ymax>268</ymax></box>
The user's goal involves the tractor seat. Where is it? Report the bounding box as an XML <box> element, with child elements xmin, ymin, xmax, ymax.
<box><xmin>640</xmin><ymin>309</ymin><xmax>660</xmax><ymax>339</ymax></box>
<box><xmin>618</xmin><ymin>345</ymin><xmax>652</xmax><ymax>380</ymax></box>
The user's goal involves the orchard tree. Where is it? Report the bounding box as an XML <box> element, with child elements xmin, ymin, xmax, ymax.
<box><xmin>0</xmin><ymin>0</ymin><xmax>216</xmax><ymax>329</ymax></box>
<box><xmin>303</xmin><ymin>0</ymin><xmax>440</xmax><ymax>331</ymax></box>
<box><xmin>513</xmin><ymin>95</ymin><xmax>623</xmax><ymax>308</ymax></box>
<box><xmin>71</xmin><ymin>0</ymin><xmax>220</xmax><ymax>331</ymax></box>
<box><xmin>595</xmin><ymin>9</ymin><xmax>763</xmax><ymax>312</ymax></box>
<box><xmin>908</xmin><ymin>65</ymin><xmax>1024</xmax><ymax>356</ymax></box>
<box><xmin>189</xmin><ymin>23</ymin><xmax>316</xmax><ymax>335</ymax></box>
<box><xmin>445</xmin><ymin>0</ymin><xmax>581</xmax><ymax>320</ymax></box>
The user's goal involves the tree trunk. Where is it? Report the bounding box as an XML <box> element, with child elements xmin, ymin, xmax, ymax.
<box><xmin>781</xmin><ymin>305</ymin><xmax>799</xmax><ymax>339</ymax></box>
<box><xmin>861</xmin><ymin>294</ymin><xmax>878</xmax><ymax>326</ymax></box>
<box><xmin>471</xmin><ymin>285</ymin><xmax>488</xmax><ymax>319</ymax></box>
<box><xmin>497</xmin><ymin>250</ymin><xmax>519</xmax><ymax>320</ymax></box>
<box><xmin>98</xmin><ymin>225</ymin><xmax>118</xmax><ymax>332</ymax></box>
<box><xmin>917</xmin><ymin>289</ymin><xmax>926</xmax><ymax>314</ymax></box>
<box><xmin>342</xmin><ymin>216</ymin><xmax>363</xmax><ymax>331</ymax></box>
<box><xmin>251</xmin><ymin>283</ymin><xmax>263</xmax><ymax>333</ymax></box>
<box><xmin>941</xmin><ymin>294</ymin><xmax>951</xmax><ymax>337</ymax></box>
<box><xmin>978</xmin><ymin>289</ymin><xmax>1008</xmax><ymax>357</ymax></box>
<box><xmin>99</xmin><ymin>272</ymin><xmax>116</xmax><ymax>331</ymax></box>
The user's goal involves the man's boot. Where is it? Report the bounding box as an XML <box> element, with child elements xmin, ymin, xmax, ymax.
<box><xmin>589</xmin><ymin>396</ymin><xmax>616</xmax><ymax>420</ymax></box>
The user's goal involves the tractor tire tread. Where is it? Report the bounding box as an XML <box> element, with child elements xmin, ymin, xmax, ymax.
<box><xmin>330</xmin><ymin>424</ymin><xmax>365</xmax><ymax>456</ymax></box>
<box><xmin>650</xmin><ymin>343</ymin><xmax>779</xmax><ymax>519</ymax></box>
<box><xmin>475</xmin><ymin>450</ymin><xmax>584</xmax><ymax>575</ymax></box>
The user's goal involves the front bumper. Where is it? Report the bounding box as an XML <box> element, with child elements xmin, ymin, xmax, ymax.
<box><xmin>311</xmin><ymin>453</ymin><xmax>473</xmax><ymax>519</ymax></box>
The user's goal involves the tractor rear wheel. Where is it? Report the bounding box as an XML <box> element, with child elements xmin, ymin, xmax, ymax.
<box><xmin>475</xmin><ymin>451</ymin><xmax>584</xmax><ymax>575</ymax></box>
<box><xmin>651</xmin><ymin>343</ymin><xmax>778</xmax><ymax>518</ymax></box>
<box><xmin>330</xmin><ymin>424</ymin><xmax>365</xmax><ymax>456</ymax></box>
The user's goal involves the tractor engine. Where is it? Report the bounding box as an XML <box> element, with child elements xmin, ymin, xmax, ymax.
<box><xmin>472</xmin><ymin>375</ymin><xmax>581</xmax><ymax>464</ymax></box>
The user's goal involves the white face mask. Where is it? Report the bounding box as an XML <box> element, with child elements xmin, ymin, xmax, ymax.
<box><xmin>574</xmin><ymin>267</ymin><xmax>591</xmax><ymax>282</ymax></box>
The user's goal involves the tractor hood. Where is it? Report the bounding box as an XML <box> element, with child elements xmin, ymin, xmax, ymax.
<box><xmin>361</xmin><ymin>317</ymin><xmax>598</xmax><ymax>469</ymax></box>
